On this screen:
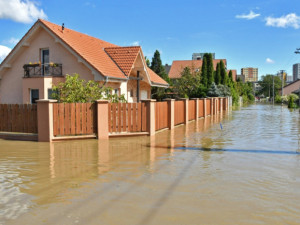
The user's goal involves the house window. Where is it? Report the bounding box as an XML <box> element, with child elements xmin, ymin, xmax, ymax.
<box><xmin>48</xmin><ymin>89</ymin><xmax>56</xmax><ymax>99</ymax></box>
<box><xmin>114</xmin><ymin>89</ymin><xmax>119</xmax><ymax>95</ymax></box>
<box><xmin>31</xmin><ymin>89</ymin><xmax>39</xmax><ymax>104</ymax></box>
<box><xmin>41</xmin><ymin>49</ymin><xmax>50</xmax><ymax>76</ymax></box>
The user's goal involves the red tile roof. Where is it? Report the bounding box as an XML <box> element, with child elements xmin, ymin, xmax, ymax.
<box><xmin>168</xmin><ymin>59</ymin><xmax>227</xmax><ymax>79</ymax></box>
<box><xmin>39</xmin><ymin>19</ymin><xmax>168</xmax><ymax>86</ymax></box>
<box><xmin>147</xmin><ymin>68</ymin><xmax>168</xmax><ymax>85</ymax></box>
<box><xmin>105</xmin><ymin>46</ymin><xmax>140</xmax><ymax>76</ymax></box>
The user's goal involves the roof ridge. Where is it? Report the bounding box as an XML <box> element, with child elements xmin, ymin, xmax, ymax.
<box><xmin>39</xmin><ymin>19</ymin><xmax>119</xmax><ymax>47</ymax></box>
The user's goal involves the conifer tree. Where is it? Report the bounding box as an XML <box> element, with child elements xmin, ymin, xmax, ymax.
<box><xmin>220</xmin><ymin>60</ymin><xmax>227</xmax><ymax>85</ymax></box>
<box><xmin>201</xmin><ymin>57</ymin><xmax>208</xmax><ymax>87</ymax></box>
<box><xmin>215</xmin><ymin>62</ymin><xmax>221</xmax><ymax>85</ymax></box>
<box><xmin>228</xmin><ymin>70</ymin><xmax>233</xmax><ymax>85</ymax></box>
<box><xmin>150</xmin><ymin>50</ymin><xmax>168</xmax><ymax>81</ymax></box>
<box><xmin>206</xmin><ymin>53</ymin><xmax>214</xmax><ymax>86</ymax></box>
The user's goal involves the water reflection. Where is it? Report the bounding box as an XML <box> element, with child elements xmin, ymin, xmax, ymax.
<box><xmin>1</xmin><ymin>104</ymin><xmax>300</xmax><ymax>225</ymax></box>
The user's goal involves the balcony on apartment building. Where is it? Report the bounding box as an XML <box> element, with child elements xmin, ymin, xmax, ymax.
<box><xmin>23</xmin><ymin>63</ymin><xmax>62</xmax><ymax>78</ymax></box>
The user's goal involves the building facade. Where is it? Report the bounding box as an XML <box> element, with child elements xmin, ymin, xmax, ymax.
<box><xmin>192</xmin><ymin>53</ymin><xmax>215</xmax><ymax>60</ymax></box>
<box><xmin>293</xmin><ymin>63</ymin><xmax>300</xmax><ymax>81</ymax></box>
<box><xmin>0</xmin><ymin>20</ymin><xmax>168</xmax><ymax>104</ymax></box>
<box><xmin>241</xmin><ymin>67</ymin><xmax>258</xmax><ymax>82</ymax></box>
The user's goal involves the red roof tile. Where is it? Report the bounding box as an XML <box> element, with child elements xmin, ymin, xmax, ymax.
<box><xmin>147</xmin><ymin>68</ymin><xmax>168</xmax><ymax>86</ymax></box>
<box><xmin>39</xmin><ymin>20</ymin><xmax>168</xmax><ymax>86</ymax></box>
<box><xmin>168</xmin><ymin>59</ymin><xmax>227</xmax><ymax>79</ymax></box>
<box><xmin>40</xmin><ymin>19</ymin><xmax>126</xmax><ymax>79</ymax></box>
<box><xmin>105</xmin><ymin>46</ymin><xmax>141</xmax><ymax>76</ymax></box>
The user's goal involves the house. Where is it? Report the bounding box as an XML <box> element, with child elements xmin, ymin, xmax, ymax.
<box><xmin>168</xmin><ymin>59</ymin><xmax>236</xmax><ymax>81</ymax></box>
<box><xmin>0</xmin><ymin>19</ymin><xmax>168</xmax><ymax>104</ymax></box>
<box><xmin>280</xmin><ymin>79</ymin><xmax>300</xmax><ymax>95</ymax></box>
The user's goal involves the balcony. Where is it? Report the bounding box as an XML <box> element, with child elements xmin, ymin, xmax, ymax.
<box><xmin>23</xmin><ymin>63</ymin><xmax>62</xmax><ymax>77</ymax></box>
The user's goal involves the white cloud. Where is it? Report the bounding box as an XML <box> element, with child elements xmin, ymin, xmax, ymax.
<box><xmin>131</xmin><ymin>41</ymin><xmax>140</xmax><ymax>46</ymax></box>
<box><xmin>265</xmin><ymin>13</ymin><xmax>300</xmax><ymax>29</ymax></box>
<box><xmin>0</xmin><ymin>45</ymin><xmax>12</xmax><ymax>62</ymax></box>
<box><xmin>236</xmin><ymin>10</ymin><xmax>260</xmax><ymax>20</ymax></box>
<box><xmin>266</xmin><ymin>58</ymin><xmax>275</xmax><ymax>64</ymax></box>
<box><xmin>0</xmin><ymin>0</ymin><xmax>47</xmax><ymax>24</ymax></box>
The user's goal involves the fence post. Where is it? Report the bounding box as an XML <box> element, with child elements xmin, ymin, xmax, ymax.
<box><xmin>142</xmin><ymin>99</ymin><xmax>156</xmax><ymax>136</ymax></box>
<box><xmin>210</xmin><ymin>98</ymin><xmax>213</xmax><ymax>116</ymax></box>
<box><xmin>191</xmin><ymin>98</ymin><xmax>199</xmax><ymax>120</ymax></box>
<box><xmin>203</xmin><ymin>98</ymin><xmax>207</xmax><ymax>117</ymax></box>
<box><xmin>220</xmin><ymin>98</ymin><xmax>223</xmax><ymax>113</ymax></box>
<box><xmin>37</xmin><ymin>99</ymin><xmax>57</xmax><ymax>142</ymax></box>
<box><xmin>164</xmin><ymin>99</ymin><xmax>175</xmax><ymax>130</ymax></box>
<box><xmin>180</xmin><ymin>98</ymin><xmax>188</xmax><ymax>124</ymax></box>
<box><xmin>97</xmin><ymin>100</ymin><xmax>109</xmax><ymax>139</ymax></box>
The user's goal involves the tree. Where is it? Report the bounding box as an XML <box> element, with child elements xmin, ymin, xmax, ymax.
<box><xmin>206</xmin><ymin>53</ymin><xmax>214</xmax><ymax>86</ymax></box>
<box><xmin>150</xmin><ymin>50</ymin><xmax>170</xmax><ymax>100</ymax></box>
<box><xmin>220</xmin><ymin>60</ymin><xmax>227</xmax><ymax>85</ymax></box>
<box><xmin>215</xmin><ymin>62</ymin><xmax>221</xmax><ymax>85</ymax></box>
<box><xmin>52</xmin><ymin>73</ymin><xmax>126</xmax><ymax>103</ymax></box>
<box><xmin>172</xmin><ymin>66</ymin><xmax>206</xmax><ymax>98</ymax></box>
<box><xmin>258</xmin><ymin>75</ymin><xmax>282</xmax><ymax>97</ymax></box>
<box><xmin>228</xmin><ymin>70</ymin><xmax>233</xmax><ymax>85</ymax></box>
<box><xmin>150</xmin><ymin>50</ymin><xmax>169</xmax><ymax>81</ymax></box>
<box><xmin>145</xmin><ymin>56</ymin><xmax>150</xmax><ymax>67</ymax></box>
<box><xmin>201</xmin><ymin>56</ymin><xmax>208</xmax><ymax>87</ymax></box>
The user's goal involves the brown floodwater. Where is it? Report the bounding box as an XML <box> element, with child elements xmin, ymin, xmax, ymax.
<box><xmin>1</xmin><ymin>103</ymin><xmax>300</xmax><ymax>225</ymax></box>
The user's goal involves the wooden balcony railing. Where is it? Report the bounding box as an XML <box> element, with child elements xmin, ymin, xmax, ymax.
<box><xmin>23</xmin><ymin>63</ymin><xmax>62</xmax><ymax>77</ymax></box>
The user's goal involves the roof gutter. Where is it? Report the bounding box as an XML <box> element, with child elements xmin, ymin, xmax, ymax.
<box><xmin>151</xmin><ymin>82</ymin><xmax>169</xmax><ymax>88</ymax></box>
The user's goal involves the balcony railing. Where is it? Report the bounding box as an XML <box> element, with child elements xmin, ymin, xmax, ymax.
<box><xmin>23</xmin><ymin>63</ymin><xmax>62</xmax><ymax>77</ymax></box>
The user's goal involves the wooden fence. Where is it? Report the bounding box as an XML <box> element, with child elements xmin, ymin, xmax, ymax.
<box><xmin>174</xmin><ymin>100</ymin><xmax>185</xmax><ymax>126</ymax></box>
<box><xmin>206</xmin><ymin>99</ymin><xmax>211</xmax><ymax>115</ymax></box>
<box><xmin>155</xmin><ymin>101</ymin><xmax>169</xmax><ymax>131</ymax></box>
<box><xmin>188</xmin><ymin>100</ymin><xmax>196</xmax><ymax>121</ymax></box>
<box><xmin>53</xmin><ymin>103</ymin><xmax>97</xmax><ymax>136</ymax></box>
<box><xmin>108</xmin><ymin>102</ymin><xmax>147</xmax><ymax>133</ymax></box>
<box><xmin>198</xmin><ymin>99</ymin><xmax>204</xmax><ymax>117</ymax></box>
<box><xmin>0</xmin><ymin>104</ymin><xmax>37</xmax><ymax>133</ymax></box>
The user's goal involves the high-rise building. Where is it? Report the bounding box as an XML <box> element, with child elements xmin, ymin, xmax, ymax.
<box><xmin>192</xmin><ymin>53</ymin><xmax>215</xmax><ymax>60</ymax></box>
<box><xmin>293</xmin><ymin>63</ymin><xmax>300</xmax><ymax>81</ymax></box>
<box><xmin>241</xmin><ymin>67</ymin><xmax>258</xmax><ymax>82</ymax></box>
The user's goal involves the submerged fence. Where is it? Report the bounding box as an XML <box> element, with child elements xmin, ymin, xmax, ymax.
<box><xmin>53</xmin><ymin>103</ymin><xmax>97</xmax><ymax>136</ymax></box>
<box><xmin>0</xmin><ymin>97</ymin><xmax>230</xmax><ymax>141</ymax></box>
<box><xmin>0</xmin><ymin>104</ymin><xmax>37</xmax><ymax>133</ymax></box>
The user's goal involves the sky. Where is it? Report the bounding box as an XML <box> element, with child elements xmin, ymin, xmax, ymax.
<box><xmin>0</xmin><ymin>0</ymin><xmax>300</xmax><ymax>79</ymax></box>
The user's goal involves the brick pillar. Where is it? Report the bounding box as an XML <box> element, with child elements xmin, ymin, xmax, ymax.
<box><xmin>97</xmin><ymin>100</ymin><xmax>109</xmax><ymax>139</ymax></box>
<box><xmin>164</xmin><ymin>99</ymin><xmax>175</xmax><ymax>130</ymax></box>
<box><xmin>220</xmin><ymin>98</ymin><xmax>223</xmax><ymax>114</ymax></box>
<box><xmin>180</xmin><ymin>98</ymin><xmax>188</xmax><ymax>124</ymax></box>
<box><xmin>142</xmin><ymin>99</ymin><xmax>156</xmax><ymax>136</ymax></box>
<box><xmin>191</xmin><ymin>98</ymin><xmax>199</xmax><ymax>120</ymax></box>
<box><xmin>37</xmin><ymin>99</ymin><xmax>57</xmax><ymax>142</ymax></box>
<box><xmin>203</xmin><ymin>98</ymin><xmax>207</xmax><ymax>117</ymax></box>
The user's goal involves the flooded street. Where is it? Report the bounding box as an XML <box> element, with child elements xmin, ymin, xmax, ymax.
<box><xmin>1</xmin><ymin>103</ymin><xmax>300</xmax><ymax>225</ymax></box>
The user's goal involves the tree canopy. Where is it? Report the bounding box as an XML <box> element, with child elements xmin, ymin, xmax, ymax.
<box><xmin>52</xmin><ymin>74</ymin><xmax>126</xmax><ymax>103</ymax></box>
<box><xmin>258</xmin><ymin>75</ymin><xmax>282</xmax><ymax>97</ymax></box>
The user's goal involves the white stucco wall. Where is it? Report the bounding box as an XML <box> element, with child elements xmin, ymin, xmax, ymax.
<box><xmin>0</xmin><ymin>26</ymin><xmax>95</xmax><ymax>104</ymax></box>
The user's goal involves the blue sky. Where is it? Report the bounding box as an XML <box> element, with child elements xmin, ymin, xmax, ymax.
<box><xmin>0</xmin><ymin>0</ymin><xmax>300</xmax><ymax>79</ymax></box>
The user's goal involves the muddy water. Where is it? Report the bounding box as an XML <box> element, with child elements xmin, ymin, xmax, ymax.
<box><xmin>1</xmin><ymin>103</ymin><xmax>300</xmax><ymax>225</ymax></box>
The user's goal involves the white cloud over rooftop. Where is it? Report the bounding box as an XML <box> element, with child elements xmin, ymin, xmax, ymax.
<box><xmin>0</xmin><ymin>0</ymin><xmax>47</xmax><ymax>24</ymax></box>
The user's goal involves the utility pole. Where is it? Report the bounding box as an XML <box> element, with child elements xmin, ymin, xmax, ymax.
<box><xmin>279</xmin><ymin>70</ymin><xmax>285</xmax><ymax>105</ymax></box>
